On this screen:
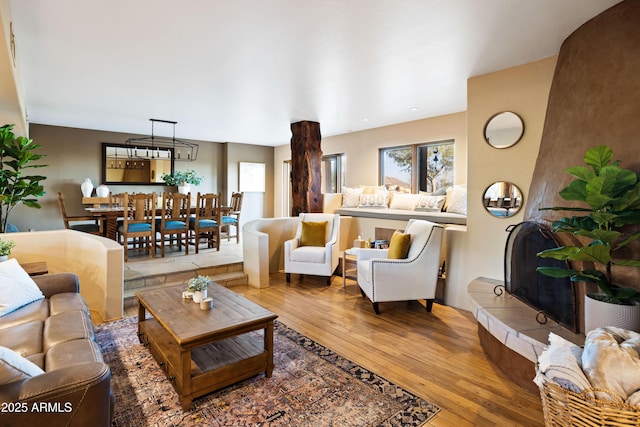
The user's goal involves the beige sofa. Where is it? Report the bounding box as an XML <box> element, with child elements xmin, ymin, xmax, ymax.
<box><xmin>0</xmin><ymin>270</ymin><xmax>112</xmax><ymax>427</ymax></box>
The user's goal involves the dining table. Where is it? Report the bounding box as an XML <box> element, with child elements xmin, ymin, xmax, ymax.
<box><xmin>85</xmin><ymin>206</ymin><xmax>232</xmax><ymax>241</ymax></box>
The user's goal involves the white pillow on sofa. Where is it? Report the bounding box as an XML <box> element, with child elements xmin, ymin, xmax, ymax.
<box><xmin>389</xmin><ymin>193</ymin><xmax>420</xmax><ymax>210</ymax></box>
<box><xmin>446</xmin><ymin>185</ymin><xmax>467</xmax><ymax>215</ymax></box>
<box><xmin>341</xmin><ymin>187</ymin><xmax>363</xmax><ymax>208</ymax></box>
<box><xmin>0</xmin><ymin>258</ymin><xmax>45</xmax><ymax>317</ymax></box>
<box><xmin>0</xmin><ymin>346</ymin><xmax>44</xmax><ymax>384</ymax></box>
<box><xmin>415</xmin><ymin>195</ymin><xmax>446</xmax><ymax>212</ymax></box>
<box><xmin>358</xmin><ymin>193</ymin><xmax>389</xmax><ymax>208</ymax></box>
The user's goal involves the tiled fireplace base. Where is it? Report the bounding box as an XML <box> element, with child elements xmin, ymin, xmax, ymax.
<box><xmin>468</xmin><ymin>277</ymin><xmax>584</xmax><ymax>391</ymax></box>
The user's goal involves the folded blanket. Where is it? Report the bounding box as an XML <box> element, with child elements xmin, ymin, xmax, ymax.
<box><xmin>582</xmin><ymin>327</ymin><xmax>640</xmax><ymax>404</ymax></box>
<box><xmin>534</xmin><ymin>332</ymin><xmax>593</xmax><ymax>396</ymax></box>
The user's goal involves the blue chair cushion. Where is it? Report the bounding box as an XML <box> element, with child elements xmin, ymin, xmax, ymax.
<box><xmin>119</xmin><ymin>223</ymin><xmax>152</xmax><ymax>233</ymax></box>
<box><xmin>222</xmin><ymin>216</ymin><xmax>237</xmax><ymax>224</ymax></box>
<box><xmin>162</xmin><ymin>220</ymin><xmax>186</xmax><ymax>231</ymax></box>
<box><xmin>189</xmin><ymin>217</ymin><xmax>218</xmax><ymax>228</ymax></box>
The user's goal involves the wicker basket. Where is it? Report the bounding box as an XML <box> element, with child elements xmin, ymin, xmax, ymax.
<box><xmin>540</xmin><ymin>381</ymin><xmax>640</xmax><ymax>426</ymax></box>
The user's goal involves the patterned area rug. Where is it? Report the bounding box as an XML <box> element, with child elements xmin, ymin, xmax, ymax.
<box><xmin>96</xmin><ymin>317</ymin><xmax>439</xmax><ymax>426</ymax></box>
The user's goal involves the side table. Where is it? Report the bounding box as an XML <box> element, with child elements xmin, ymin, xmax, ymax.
<box><xmin>342</xmin><ymin>248</ymin><xmax>358</xmax><ymax>288</ymax></box>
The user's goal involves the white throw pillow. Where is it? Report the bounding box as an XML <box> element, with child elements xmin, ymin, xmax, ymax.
<box><xmin>341</xmin><ymin>187</ymin><xmax>363</xmax><ymax>208</ymax></box>
<box><xmin>389</xmin><ymin>193</ymin><xmax>420</xmax><ymax>210</ymax></box>
<box><xmin>415</xmin><ymin>195</ymin><xmax>446</xmax><ymax>212</ymax></box>
<box><xmin>446</xmin><ymin>185</ymin><xmax>467</xmax><ymax>215</ymax></box>
<box><xmin>0</xmin><ymin>346</ymin><xmax>44</xmax><ymax>384</ymax></box>
<box><xmin>357</xmin><ymin>194</ymin><xmax>389</xmax><ymax>208</ymax></box>
<box><xmin>0</xmin><ymin>258</ymin><xmax>45</xmax><ymax>317</ymax></box>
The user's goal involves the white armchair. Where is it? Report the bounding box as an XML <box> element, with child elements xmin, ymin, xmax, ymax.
<box><xmin>284</xmin><ymin>213</ymin><xmax>340</xmax><ymax>285</ymax></box>
<box><xmin>356</xmin><ymin>219</ymin><xmax>444</xmax><ymax>314</ymax></box>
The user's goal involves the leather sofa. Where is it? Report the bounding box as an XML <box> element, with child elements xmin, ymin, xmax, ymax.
<box><xmin>0</xmin><ymin>272</ymin><xmax>112</xmax><ymax>426</ymax></box>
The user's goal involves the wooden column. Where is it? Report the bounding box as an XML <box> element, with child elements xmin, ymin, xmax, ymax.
<box><xmin>290</xmin><ymin>121</ymin><xmax>323</xmax><ymax>216</ymax></box>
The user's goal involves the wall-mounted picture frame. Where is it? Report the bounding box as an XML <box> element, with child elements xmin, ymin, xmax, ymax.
<box><xmin>239</xmin><ymin>162</ymin><xmax>265</xmax><ymax>192</ymax></box>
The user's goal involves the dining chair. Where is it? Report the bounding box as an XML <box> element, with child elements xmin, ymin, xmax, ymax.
<box><xmin>222</xmin><ymin>191</ymin><xmax>243</xmax><ymax>243</ymax></box>
<box><xmin>189</xmin><ymin>192</ymin><xmax>222</xmax><ymax>253</ymax></box>
<box><xmin>57</xmin><ymin>192</ymin><xmax>105</xmax><ymax>236</ymax></box>
<box><xmin>157</xmin><ymin>192</ymin><xmax>190</xmax><ymax>257</ymax></box>
<box><xmin>119</xmin><ymin>192</ymin><xmax>156</xmax><ymax>262</ymax></box>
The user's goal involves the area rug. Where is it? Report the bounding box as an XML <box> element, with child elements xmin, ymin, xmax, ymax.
<box><xmin>95</xmin><ymin>317</ymin><xmax>439</xmax><ymax>426</ymax></box>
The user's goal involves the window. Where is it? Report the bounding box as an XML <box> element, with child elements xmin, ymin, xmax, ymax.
<box><xmin>380</xmin><ymin>140</ymin><xmax>454</xmax><ymax>193</ymax></box>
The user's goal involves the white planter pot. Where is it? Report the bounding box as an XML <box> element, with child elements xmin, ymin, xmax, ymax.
<box><xmin>0</xmin><ymin>255</ymin><xmax>8</xmax><ymax>262</ymax></box>
<box><xmin>193</xmin><ymin>289</ymin><xmax>207</xmax><ymax>303</ymax></box>
<box><xmin>96</xmin><ymin>184</ymin><xmax>109</xmax><ymax>198</ymax></box>
<box><xmin>81</xmin><ymin>178</ymin><xmax>93</xmax><ymax>197</ymax></box>
<box><xmin>178</xmin><ymin>184</ymin><xmax>191</xmax><ymax>195</ymax></box>
<box><xmin>584</xmin><ymin>293</ymin><xmax>640</xmax><ymax>333</ymax></box>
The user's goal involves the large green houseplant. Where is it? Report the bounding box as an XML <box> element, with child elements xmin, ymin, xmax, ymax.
<box><xmin>0</xmin><ymin>124</ymin><xmax>47</xmax><ymax>233</ymax></box>
<box><xmin>536</xmin><ymin>145</ymin><xmax>640</xmax><ymax>330</ymax></box>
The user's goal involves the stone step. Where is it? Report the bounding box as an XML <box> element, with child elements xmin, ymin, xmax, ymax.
<box><xmin>123</xmin><ymin>264</ymin><xmax>248</xmax><ymax>309</ymax></box>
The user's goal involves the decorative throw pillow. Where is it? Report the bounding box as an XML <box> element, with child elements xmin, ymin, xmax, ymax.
<box><xmin>446</xmin><ymin>185</ymin><xmax>467</xmax><ymax>215</ymax></box>
<box><xmin>389</xmin><ymin>193</ymin><xmax>420</xmax><ymax>210</ymax></box>
<box><xmin>0</xmin><ymin>259</ymin><xmax>45</xmax><ymax>317</ymax></box>
<box><xmin>357</xmin><ymin>194</ymin><xmax>389</xmax><ymax>208</ymax></box>
<box><xmin>359</xmin><ymin>185</ymin><xmax>388</xmax><ymax>195</ymax></box>
<box><xmin>0</xmin><ymin>346</ymin><xmax>44</xmax><ymax>385</ymax></box>
<box><xmin>388</xmin><ymin>230</ymin><xmax>411</xmax><ymax>259</ymax></box>
<box><xmin>415</xmin><ymin>195</ymin><xmax>446</xmax><ymax>212</ymax></box>
<box><xmin>341</xmin><ymin>187</ymin><xmax>363</xmax><ymax>208</ymax></box>
<box><xmin>300</xmin><ymin>221</ymin><xmax>327</xmax><ymax>247</ymax></box>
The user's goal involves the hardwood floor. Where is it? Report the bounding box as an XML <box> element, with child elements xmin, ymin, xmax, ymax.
<box><xmin>126</xmin><ymin>273</ymin><xmax>545</xmax><ymax>426</ymax></box>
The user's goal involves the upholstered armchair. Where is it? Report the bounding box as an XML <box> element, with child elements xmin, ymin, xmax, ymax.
<box><xmin>356</xmin><ymin>219</ymin><xmax>444</xmax><ymax>314</ymax></box>
<box><xmin>284</xmin><ymin>213</ymin><xmax>340</xmax><ymax>285</ymax></box>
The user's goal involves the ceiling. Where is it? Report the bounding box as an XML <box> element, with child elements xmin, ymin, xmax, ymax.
<box><xmin>9</xmin><ymin>0</ymin><xmax>620</xmax><ymax>146</ymax></box>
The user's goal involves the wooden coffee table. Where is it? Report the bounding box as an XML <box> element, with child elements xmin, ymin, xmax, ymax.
<box><xmin>135</xmin><ymin>283</ymin><xmax>278</xmax><ymax>410</ymax></box>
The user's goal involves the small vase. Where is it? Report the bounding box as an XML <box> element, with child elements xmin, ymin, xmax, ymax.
<box><xmin>81</xmin><ymin>178</ymin><xmax>94</xmax><ymax>197</ymax></box>
<box><xmin>0</xmin><ymin>255</ymin><xmax>8</xmax><ymax>262</ymax></box>
<box><xmin>193</xmin><ymin>289</ymin><xmax>207</xmax><ymax>303</ymax></box>
<box><xmin>96</xmin><ymin>184</ymin><xmax>109</xmax><ymax>198</ymax></box>
<box><xmin>178</xmin><ymin>184</ymin><xmax>191</xmax><ymax>195</ymax></box>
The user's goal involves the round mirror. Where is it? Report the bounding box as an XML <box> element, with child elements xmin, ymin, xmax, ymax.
<box><xmin>484</xmin><ymin>111</ymin><xmax>524</xmax><ymax>148</ymax></box>
<box><xmin>482</xmin><ymin>181</ymin><xmax>523</xmax><ymax>218</ymax></box>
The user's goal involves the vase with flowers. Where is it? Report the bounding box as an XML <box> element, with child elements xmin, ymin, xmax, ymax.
<box><xmin>187</xmin><ymin>275</ymin><xmax>211</xmax><ymax>303</ymax></box>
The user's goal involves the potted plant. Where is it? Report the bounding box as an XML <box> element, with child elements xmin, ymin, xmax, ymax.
<box><xmin>187</xmin><ymin>275</ymin><xmax>211</xmax><ymax>303</ymax></box>
<box><xmin>0</xmin><ymin>237</ymin><xmax>15</xmax><ymax>262</ymax></box>
<box><xmin>0</xmin><ymin>124</ymin><xmax>47</xmax><ymax>233</ymax></box>
<box><xmin>536</xmin><ymin>145</ymin><xmax>640</xmax><ymax>332</ymax></box>
<box><xmin>161</xmin><ymin>169</ymin><xmax>203</xmax><ymax>195</ymax></box>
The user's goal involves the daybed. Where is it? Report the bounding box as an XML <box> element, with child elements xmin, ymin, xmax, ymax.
<box><xmin>0</xmin><ymin>261</ymin><xmax>112</xmax><ymax>427</ymax></box>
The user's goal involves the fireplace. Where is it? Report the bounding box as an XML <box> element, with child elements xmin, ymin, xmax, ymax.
<box><xmin>504</xmin><ymin>221</ymin><xmax>578</xmax><ymax>333</ymax></box>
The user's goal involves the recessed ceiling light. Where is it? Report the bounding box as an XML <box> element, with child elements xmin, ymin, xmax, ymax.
<box><xmin>410</xmin><ymin>107</ymin><xmax>420</xmax><ymax>111</ymax></box>
<box><xmin>362</xmin><ymin>118</ymin><xmax>369</xmax><ymax>122</ymax></box>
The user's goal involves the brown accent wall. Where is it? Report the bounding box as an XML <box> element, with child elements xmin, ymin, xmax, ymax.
<box><xmin>524</xmin><ymin>0</ymin><xmax>640</xmax><ymax>307</ymax></box>
<box><xmin>525</xmin><ymin>0</ymin><xmax>640</xmax><ymax>224</ymax></box>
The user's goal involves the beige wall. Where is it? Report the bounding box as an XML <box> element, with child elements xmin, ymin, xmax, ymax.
<box><xmin>464</xmin><ymin>56</ymin><xmax>557</xmax><ymax>285</ymax></box>
<box><xmin>274</xmin><ymin>111</ymin><xmax>468</xmax><ymax>217</ymax></box>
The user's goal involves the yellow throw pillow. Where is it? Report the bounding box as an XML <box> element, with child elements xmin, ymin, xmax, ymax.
<box><xmin>388</xmin><ymin>230</ymin><xmax>411</xmax><ymax>259</ymax></box>
<box><xmin>300</xmin><ymin>221</ymin><xmax>328</xmax><ymax>247</ymax></box>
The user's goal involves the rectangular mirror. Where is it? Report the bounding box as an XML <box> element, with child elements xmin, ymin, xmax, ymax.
<box><xmin>102</xmin><ymin>143</ymin><xmax>174</xmax><ymax>185</ymax></box>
